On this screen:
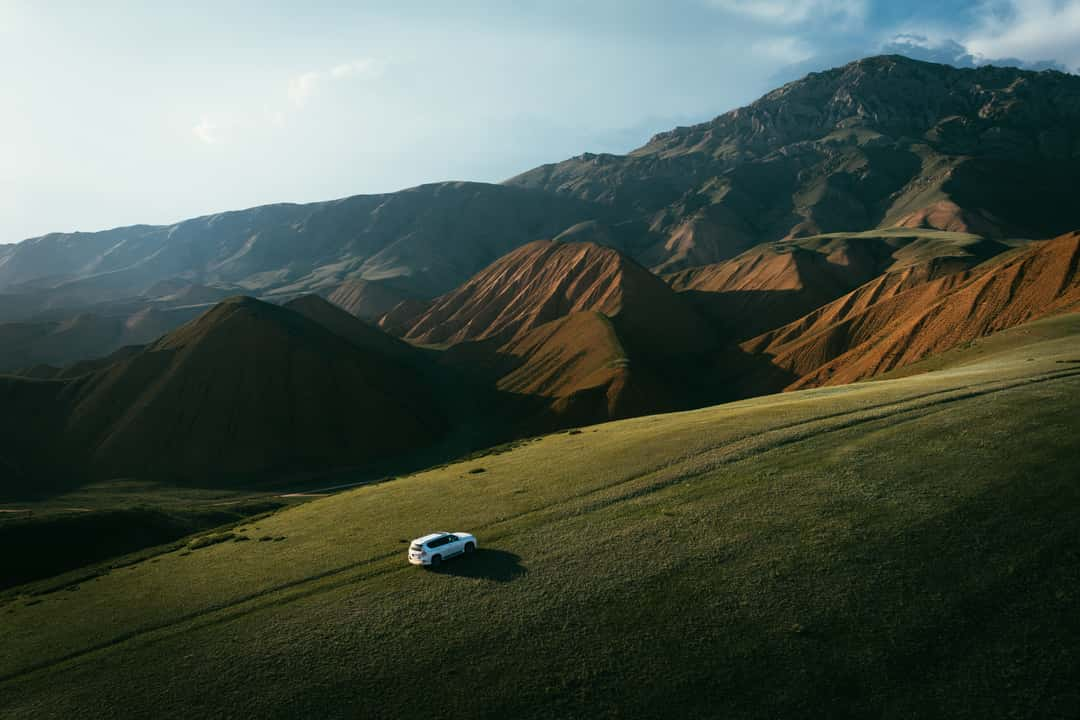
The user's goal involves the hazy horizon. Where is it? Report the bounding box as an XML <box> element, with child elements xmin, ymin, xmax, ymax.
<box><xmin>4</xmin><ymin>0</ymin><xmax>1079</xmax><ymax>244</ymax></box>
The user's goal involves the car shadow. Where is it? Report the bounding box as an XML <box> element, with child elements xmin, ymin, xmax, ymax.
<box><xmin>430</xmin><ymin>549</ymin><xmax>526</xmax><ymax>582</ymax></box>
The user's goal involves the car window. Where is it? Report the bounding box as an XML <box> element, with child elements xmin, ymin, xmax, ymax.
<box><xmin>447</xmin><ymin>535</ymin><xmax>458</xmax><ymax>542</ymax></box>
<box><xmin>430</xmin><ymin>537</ymin><xmax>447</xmax><ymax>548</ymax></box>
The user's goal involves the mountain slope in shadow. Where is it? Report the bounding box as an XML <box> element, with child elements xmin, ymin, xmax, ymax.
<box><xmin>0</xmin><ymin>297</ymin><xmax>448</xmax><ymax>489</ymax></box>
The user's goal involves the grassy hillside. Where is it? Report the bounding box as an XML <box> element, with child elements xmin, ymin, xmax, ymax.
<box><xmin>2</xmin><ymin>318</ymin><xmax>1079</xmax><ymax>718</ymax></box>
<box><xmin>0</xmin><ymin>481</ymin><xmax>294</xmax><ymax>591</ymax></box>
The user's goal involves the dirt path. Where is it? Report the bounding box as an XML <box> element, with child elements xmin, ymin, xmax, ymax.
<box><xmin>277</xmin><ymin>478</ymin><xmax>384</xmax><ymax>498</ymax></box>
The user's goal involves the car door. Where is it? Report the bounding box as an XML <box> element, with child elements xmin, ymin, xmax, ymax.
<box><xmin>443</xmin><ymin>534</ymin><xmax>462</xmax><ymax>558</ymax></box>
<box><xmin>427</xmin><ymin>535</ymin><xmax>447</xmax><ymax>560</ymax></box>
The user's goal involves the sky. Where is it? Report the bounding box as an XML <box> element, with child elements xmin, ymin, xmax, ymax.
<box><xmin>2</xmin><ymin>0</ymin><xmax>1078</xmax><ymax>244</ymax></box>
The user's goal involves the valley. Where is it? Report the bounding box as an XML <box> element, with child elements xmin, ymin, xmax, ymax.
<box><xmin>2</xmin><ymin>320</ymin><xmax>1078</xmax><ymax>717</ymax></box>
<box><xmin>2</xmin><ymin>52</ymin><xmax>1079</xmax><ymax>718</ymax></box>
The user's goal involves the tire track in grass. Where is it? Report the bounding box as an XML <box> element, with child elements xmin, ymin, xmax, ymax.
<box><xmin>569</xmin><ymin>370</ymin><xmax>1080</xmax><ymax>516</ymax></box>
<box><xmin>4</xmin><ymin>367</ymin><xmax>1078</xmax><ymax>685</ymax></box>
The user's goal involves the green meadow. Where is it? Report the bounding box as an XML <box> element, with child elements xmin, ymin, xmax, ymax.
<box><xmin>2</xmin><ymin>317</ymin><xmax>1079</xmax><ymax>719</ymax></box>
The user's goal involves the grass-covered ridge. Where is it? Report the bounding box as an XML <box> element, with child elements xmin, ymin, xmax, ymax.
<box><xmin>2</xmin><ymin>318</ymin><xmax>1079</xmax><ymax>718</ymax></box>
<box><xmin>0</xmin><ymin>481</ymin><xmax>301</xmax><ymax>592</ymax></box>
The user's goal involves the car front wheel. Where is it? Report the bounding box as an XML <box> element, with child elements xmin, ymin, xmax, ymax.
<box><xmin>464</xmin><ymin>542</ymin><xmax>475</xmax><ymax>554</ymax></box>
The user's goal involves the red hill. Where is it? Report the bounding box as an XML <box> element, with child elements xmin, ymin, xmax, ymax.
<box><xmin>741</xmin><ymin>232</ymin><xmax>1080</xmax><ymax>390</ymax></box>
<box><xmin>490</xmin><ymin>311</ymin><xmax>673</xmax><ymax>429</ymax></box>
<box><xmin>49</xmin><ymin>296</ymin><xmax>445</xmax><ymax>480</ymax></box>
<box><xmin>667</xmin><ymin>230</ymin><xmax>1007</xmax><ymax>340</ymax></box>
<box><xmin>284</xmin><ymin>294</ymin><xmax>418</xmax><ymax>362</ymax></box>
<box><xmin>403</xmin><ymin>240</ymin><xmax>712</xmax><ymax>355</ymax></box>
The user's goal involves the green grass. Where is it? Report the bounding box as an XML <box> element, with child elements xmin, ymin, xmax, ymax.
<box><xmin>1</xmin><ymin>327</ymin><xmax>1079</xmax><ymax>718</ymax></box>
<box><xmin>0</xmin><ymin>481</ymin><xmax>303</xmax><ymax>592</ymax></box>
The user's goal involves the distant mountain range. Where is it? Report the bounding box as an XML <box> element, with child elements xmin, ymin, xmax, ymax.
<box><xmin>4</xmin><ymin>56</ymin><xmax>1079</xmax><ymax>312</ymax></box>
<box><xmin>508</xmin><ymin>55</ymin><xmax>1080</xmax><ymax>269</ymax></box>
<box><xmin>2</xmin><ymin>55</ymin><xmax>1079</xmax><ymax>490</ymax></box>
<box><xmin>0</xmin><ymin>182</ymin><xmax>599</xmax><ymax>308</ymax></box>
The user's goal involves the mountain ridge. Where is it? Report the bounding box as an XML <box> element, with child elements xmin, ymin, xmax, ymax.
<box><xmin>0</xmin><ymin>296</ymin><xmax>449</xmax><ymax>485</ymax></box>
<box><xmin>740</xmin><ymin>231</ymin><xmax>1080</xmax><ymax>390</ymax></box>
<box><xmin>7</xmin><ymin>55</ymin><xmax>1079</xmax><ymax>321</ymax></box>
<box><xmin>0</xmin><ymin>182</ymin><xmax>601</xmax><ymax>303</ymax></box>
<box><xmin>400</xmin><ymin>239</ymin><xmax>714</xmax><ymax>355</ymax></box>
<box><xmin>666</xmin><ymin>228</ymin><xmax>1012</xmax><ymax>339</ymax></box>
<box><xmin>2</xmin><ymin>54</ymin><xmax>1079</xmax><ymax>485</ymax></box>
<box><xmin>508</xmin><ymin>55</ymin><xmax>1080</xmax><ymax>271</ymax></box>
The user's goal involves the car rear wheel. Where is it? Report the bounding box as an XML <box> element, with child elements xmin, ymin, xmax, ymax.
<box><xmin>430</xmin><ymin>554</ymin><xmax>442</xmax><ymax>568</ymax></box>
<box><xmin>464</xmin><ymin>542</ymin><xmax>475</xmax><ymax>554</ymax></box>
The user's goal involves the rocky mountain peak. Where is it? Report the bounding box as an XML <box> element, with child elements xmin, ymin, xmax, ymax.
<box><xmin>639</xmin><ymin>55</ymin><xmax>1080</xmax><ymax>161</ymax></box>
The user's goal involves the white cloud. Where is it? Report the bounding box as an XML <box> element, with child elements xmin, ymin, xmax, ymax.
<box><xmin>190</xmin><ymin>112</ymin><xmax>263</xmax><ymax>145</ymax></box>
<box><xmin>330</xmin><ymin>58</ymin><xmax>385</xmax><ymax>79</ymax></box>
<box><xmin>287</xmin><ymin>58</ymin><xmax>385</xmax><ymax>110</ymax></box>
<box><xmin>963</xmin><ymin>0</ymin><xmax>1080</xmax><ymax>71</ymax></box>
<box><xmin>265</xmin><ymin>109</ymin><xmax>286</xmax><ymax>128</ymax></box>
<box><xmin>887</xmin><ymin>32</ymin><xmax>946</xmax><ymax>51</ymax></box>
<box><xmin>192</xmin><ymin>57</ymin><xmax>386</xmax><ymax>147</ymax></box>
<box><xmin>288</xmin><ymin>71</ymin><xmax>321</xmax><ymax>108</ymax></box>
<box><xmin>191</xmin><ymin>115</ymin><xmax>219</xmax><ymax>144</ymax></box>
<box><xmin>879</xmin><ymin>33</ymin><xmax>982</xmax><ymax>66</ymax></box>
<box><xmin>708</xmin><ymin>0</ymin><xmax>867</xmax><ymax>27</ymax></box>
<box><xmin>751</xmin><ymin>36</ymin><xmax>815</xmax><ymax>64</ymax></box>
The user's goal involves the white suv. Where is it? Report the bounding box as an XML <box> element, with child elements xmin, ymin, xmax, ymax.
<box><xmin>408</xmin><ymin>532</ymin><xmax>477</xmax><ymax>567</ymax></box>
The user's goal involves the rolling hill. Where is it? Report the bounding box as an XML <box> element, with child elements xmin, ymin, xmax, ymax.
<box><xmin>323</xmin><ymin>279</ymin><xmax>414</xmax><ymax>321</ymax></box>
<box><xmin>0</xmin><ymin>304</ymin><xmax>211</xmax><ymax>374</ymax></box>
<box><xmin>283</xmin><ymin>294</ymin><xmax>420</xmax><ymax>362</ymax></box>
<box><xmin>401</xmin><ymin>239</ymin><xmax>713</xmax><ymax>355</ymax></box>
<box><xmin>0</xmin><ymin>297</ymin><xmax>448</xmax><ymax>486</ymax></box>
<box><xmin>394</xmin><ymin>239</ymin><xmax>720</xmax><ymax>427</ymax></box>
<box><xmin>281</xmin><ymin>292</ymin><xmax>667</xmax><ymax>441</ymax></box>
<box><xmin>2</xmin><ymin>317</ymin><xmax>1077</xmax><ymax>718</ymax></box>
<box><xmin>487</xmin><ymin>311</ymin><xmax>674</xmax><ymax>430</ymax></box>
<box><xmin>0</xmin><ymin>280</ymin><xmax>238</xmax><ymax>373</ymax></box>
<box><xmin>741</xmin><ymin>231</ymin><xmax>1080</xmax><ymax>390</ymax></box>
<box><xmin>666</xmin><ymin>228</ymin><xmax>1010</xmax><ymax>339</ymax></box>
<box><xmin>3</xmin><ymin>50</ymin><xmax>1080</xmax><ymax>719</ymax></box>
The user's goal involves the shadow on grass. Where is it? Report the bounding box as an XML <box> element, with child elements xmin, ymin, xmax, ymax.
<box><xmin>430</xmin><ymin>549</ymin><xmax>526</xmax><ymax>583</ymax></box>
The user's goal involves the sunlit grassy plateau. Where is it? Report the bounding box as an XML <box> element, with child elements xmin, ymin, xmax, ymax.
<box><xmin>2</xmin><ymin>314</ymin><xmax>1079</xmax><ymax>718</ymax></box>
